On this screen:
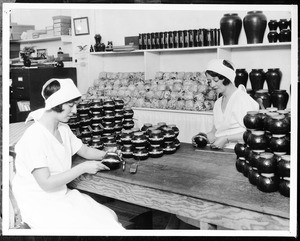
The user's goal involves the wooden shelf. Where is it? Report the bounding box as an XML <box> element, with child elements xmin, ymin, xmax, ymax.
<box><xmin>10</xmin><ymin>35</ymin><xmax>72</xmax><ymax>44</ymax></box>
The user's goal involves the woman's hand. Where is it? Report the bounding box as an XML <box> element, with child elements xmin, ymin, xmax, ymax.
<box><xmin>206</xmin><ymin>131</ymin><xmax>216</xmax><ymax>144</ymax></box>
<box><xmin>79</xmin><ymin>160</ymin><xmax>110</xmax><ymax>174</ymax></box>
<box><xmin>210</xmin><ymin>136</ymin><xmax>228</xmax><ymax>149</ymax></box>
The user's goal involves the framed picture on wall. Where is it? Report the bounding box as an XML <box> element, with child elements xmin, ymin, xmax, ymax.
<box><xmin>73</xmin><ymin>17</ymin><xmax>90</xmax><ymax>36</ymax></box>
<box><xmin>36</xmin><ymin>49</ymin><xmax>47</xmax><ymax>59</ymax></box>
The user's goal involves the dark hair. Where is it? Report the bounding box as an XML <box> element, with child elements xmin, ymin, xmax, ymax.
<box><xmin>43</xmin><ymin>80</ymin><xmax>81</xmax><ymax>112</ymax></box>
<box><xmin>205</xmin><ymin>60</ymin><xmax>234</xmax><ymax>86</ymax></box>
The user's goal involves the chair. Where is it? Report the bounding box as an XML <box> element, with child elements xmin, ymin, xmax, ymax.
<box><xmin>9</xmin><ymin>148</ymin><xmax>30</xmax><ymax>229</ymax></box>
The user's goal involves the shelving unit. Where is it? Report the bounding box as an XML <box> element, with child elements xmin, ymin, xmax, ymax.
<box><xmin>10</xmin><ymin>35</ymin><xmax>72</xmax><ymax>44</ymax></box>
<box><xmin>86</xmin><ymin>41</ymin><xmax>292</xmax><ymax>143</ymax></box>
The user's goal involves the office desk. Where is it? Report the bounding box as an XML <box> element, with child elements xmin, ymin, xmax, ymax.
<box><xmin>69</xmin><ymin>143</ymin><xmax>289</xmax><ymax>230</ymax></box>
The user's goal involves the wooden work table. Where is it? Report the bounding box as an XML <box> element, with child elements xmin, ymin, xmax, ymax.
<box><xmin>69</xmin><ymin>143</ymin><xmax>289</xmax><ymax>230</ymax></box>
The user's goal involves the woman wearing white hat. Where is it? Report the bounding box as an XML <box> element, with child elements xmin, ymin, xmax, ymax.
<box><xmin>12</xmin><ymin>78</ymin><xmax>125</xmax><ymax>231</ymax></box>
<box><xmin>205</xmin><ymin>59</ymin><xmax>259</xmax><ymax>149</ymax></box>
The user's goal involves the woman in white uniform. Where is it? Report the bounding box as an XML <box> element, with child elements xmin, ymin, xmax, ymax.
<box><xmin>12</xmin><ymin>78</ymin><xmax>125</xmax><ymax>231</ymax></box>
<box><xmin>168</xmin><ymin>59</ymin><xmax>259</xmax><ymax>229</ymax></box>
<box><xmin>205</xmin><ymin>58</ymin><xmax>259</xmax><ymax>149</ymax></box>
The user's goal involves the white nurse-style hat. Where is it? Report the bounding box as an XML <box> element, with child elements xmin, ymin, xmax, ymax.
<box><xmin>206</xmin><ymin>59</ymin><xmax>236</xmax><ymax>83</ymax></box>
<box><xmin>25</xmin><ymin>78</ymin><xmax>82</xmax><ymax>123</ymax></box>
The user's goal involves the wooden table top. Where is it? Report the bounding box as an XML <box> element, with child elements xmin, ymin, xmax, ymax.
<box><xmin>72</xmin><ymin>143</ymin><xmax>289</xmax><ymax>220</ymax></box>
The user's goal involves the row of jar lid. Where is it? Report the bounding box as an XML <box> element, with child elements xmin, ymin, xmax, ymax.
<box><xmin>75</xmin><ymin>107</ymin><xmax>134</xmax><ymax>120</ymax></box>
<box><xmin>243</xmin><ymin>109</ymin><xmax>291</xmax><ymax>135</ymax></box>
<box><xmin>74</xmin><ymin>123</ymin><xmax>179</xmax><ymax>144</ymax></box>
<box><xmin>77</xmin><ymin>98</ymin><xmax>125</xmax><ymax>110</ymax></box>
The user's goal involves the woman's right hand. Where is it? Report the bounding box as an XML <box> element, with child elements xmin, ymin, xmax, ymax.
<box><xmin>79</xmin><ymin>160</ymin><xmax>110</xmax><ymax>174</ymax></box>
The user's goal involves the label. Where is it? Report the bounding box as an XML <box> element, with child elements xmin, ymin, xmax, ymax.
<box><xmin>18</xmin><ymin>77</ymin><xmax>23</xmax><ymax>82</ymax></box>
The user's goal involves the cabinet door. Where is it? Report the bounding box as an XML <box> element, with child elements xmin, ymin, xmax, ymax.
<box><xmin>29</xmin><ymin>68</ymin><xmax>77</xmax><ymax>111</ymax></box>
<box><xmin>10</xmin><ymin>69</ymin><xmax>30</xmax><ymax>99</ymax></box>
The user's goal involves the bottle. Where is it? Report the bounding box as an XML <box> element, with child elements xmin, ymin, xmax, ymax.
<box><xmin>57</xmin><ymin>47</ymin><xmax>63</xmax><ymax>55</ymax></box>
<box><xmin>90</xmin><ymin>45</ymin><xmax>94</xmax><ymax>52</ymax></box>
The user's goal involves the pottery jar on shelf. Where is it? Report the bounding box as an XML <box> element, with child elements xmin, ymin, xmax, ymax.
<box><xmin>278</xmin><ymin>19</ymin><xmax>289</xmax><ymax>31</ymax></box>
<box><xmin>220</xmin><ymin>13</ymin><xmax>242</xmax><ymax>45</ymax></box>
<box><xmin>257</xmin><ymin>173</ymin><xmax>279</xmax><ymax>193</ymax></box>
<box><xmin>253</xmin><ymin>89</ymin><xmax>271</xmax><ymax>109</ymax></box>
<box><xmin>265</xmin><ymin>68</ymin><xmax>282</xmax><ymax>94</ymax></box>
<box><xmin>247</xmin><ymin>130</ymin><xmax>267</xmax><ymax>151</ymax></box>
<box><xmin>268</xmin><ymin>19</ymin><xmax>278</xmax><ymax>31</ymax></box>
<box><xmin>234</xmin><ymin>69</ymin><xmax>248</xmax><ymax>88</ymax></box>
<box><xmin>271</xmin><ymin>89</ymin><xmax>289</xmax><ymax>110</ymax></box>
<box><xmin>278</xmin><ymin>154</ymin><xmax>290</xmax><ymax>177</ymax></box>
<box><xmin>243</xmin><ymin>11</ymin><xmax>267</xmax><ymax>44</ymax></box>
<box><xmin>279</xmin><ymin>29</ymin><xmax>291</xmax><ymax>42</ymax></box>
<box><xmin>249</xmin><ymin>69</ymin><xmax>266</xmax><ymax>93</ymax></box>
<box><xmin>267</xmin><ymin>31</ymin><xmax>279</xmax><ymax>43</ymax></box>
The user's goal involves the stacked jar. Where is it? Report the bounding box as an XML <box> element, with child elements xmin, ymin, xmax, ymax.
<box><xmin>89</xmin><ymin>99</ymin><xmax>104</xmax><ymax>150</ymax></box>
<box><xmin>76</xmin><ymin>100</ymin><xmax>92</xmax><ymax>145</ymax></box>
<box><xmin>267</xmin><ymin>18</ymin><xmax>291</xmax><ymax>43</ymax></box>
<box><xmin>234</xmin><ymin>108</ymin><xmax>291</xmax><ymax>197</ymax></box>
<box><xmin>132</xmin><ymin>131</ymin><xmax>149</xmax><ymax>161</ymax></box>
<box><xmin>138</xmin><ymin>28</ymin><xmax>220</xmax><ymax>50</ymax></box>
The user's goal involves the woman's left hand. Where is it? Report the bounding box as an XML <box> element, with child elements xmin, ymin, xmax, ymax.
<box><xmin>210</xmin><ymin>136</ymin><xmax>228</xmax><ymax>149</ymax></box>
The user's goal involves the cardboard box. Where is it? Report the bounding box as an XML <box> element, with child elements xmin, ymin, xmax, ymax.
<box><xmin>53</xmin><ymin>23</ymin><xmax>71</xmax><ymax>28</ymax></box>
<box><xmin>54</xmin><ymin>28</ymin><xmax>70</xmax><ymax>36</ymax></box>
<box><xmin>11</xmin><ymin>24</ymin><xmax>35</xmax><ymax>34</ymax></box>
<box><xmin>52</xmin><ymin>15</ymin><xmax>71</xmax><ymax>24</ymax></box>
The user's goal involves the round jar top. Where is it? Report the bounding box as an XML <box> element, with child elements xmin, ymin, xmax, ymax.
<box><xmin>247</xmin><ymin>110</ymin><xmax>259</xmax><ymax>115</ymax></box>
<box><xmin>251</xmin><ymin>130</ymin><xmax>265</xmax><ymax>135</ymax></box>
<box><xmin>281</xmin><ymin>155</ymin><xmax>290</xmax><ymax>161</ymax></box>
<box><xmin>271</xmin><ymin>114</ymin><xmax>285</xmax><ymax>120</ymax></box>
<box><xmin>260</xmin><ymin>152</ymin><xmax>274</xmax><ymax>159</ymax></box>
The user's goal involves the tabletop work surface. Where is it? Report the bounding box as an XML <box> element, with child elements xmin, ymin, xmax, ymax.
<box><xmin>72</xmin><ymin>143</ymin><xmax>289</xmax><ymax>219</ymax></box>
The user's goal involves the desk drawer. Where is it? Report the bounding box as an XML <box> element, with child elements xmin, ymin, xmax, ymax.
<box><xmin>10</xmin><ymin>74</ymin><xmax>30</xmax><ymax>99</ymax></box>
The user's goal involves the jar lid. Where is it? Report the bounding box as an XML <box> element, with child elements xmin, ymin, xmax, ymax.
<box><xmin>247</xmin><ymin>110</ymin><xmax>259</xmax><ymax>115</ymax></box>
<box><xmin>260</xmin><ymin>152</ymin><xmax>274</xmax><ymax>159</ymax></box>
<box><xmin>271</xmin><ymin>114</ymin><xmax>285</xmax><ymax>120</ymax></box>
<box><xmin>281</xmin><ymin>155</ymin><xmax>290</xmax><ymax>161</ymax></box>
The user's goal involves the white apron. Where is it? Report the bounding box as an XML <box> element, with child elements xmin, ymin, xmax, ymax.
<box><xmin>12</xmin><ymin>121</ymin><xmax>124</xmax><ymax>230</ymax></box>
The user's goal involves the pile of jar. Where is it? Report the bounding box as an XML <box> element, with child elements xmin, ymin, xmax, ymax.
<box><xmin>267</xmin><ymin>18</ymin><xmax>291</xmax><ymax>43</ymax></box>
<box><xmin>68</xmin><ymin>98</ymin><xmax>135</xmax><ymax>150</ymax></box>
<box><xmin>138</xmin><ymin>29</ymin><xmax>221</xmax><ymax>50</ymax></box>
<box><xmin>120</xmin><ymin>122</ymin><xmax>180</xmax><ymax>160</ymax></box>
<box><xmin>234</xmin><ymin>107</ymin><xmax>291</xmax><ymax>197</ymax></box>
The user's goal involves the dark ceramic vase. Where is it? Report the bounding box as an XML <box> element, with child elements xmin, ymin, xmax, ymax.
<box><xmin>55</xmin><ymin>61</ymin><xmax>64</xmax><ymax>68</ymax></box>
<box><xmin>268</xmin><ymin>20</ymin><xmax>278</xmax><ymax>31</ymax></box>
<box><xmin>257</xmin><ymin>152</ymin><xmax>277</xmax><ymax>173</ymax></box>
<box><xmin>243</xmin><ymin>111</ymin><xmax>261</xmax><ymax>130</ymax></box>
<box><xmin>243</xmin><ymin>129</ymin><xmax>252</xmax><ymax>145</ymax></box>
<box><xmin>148</xmin><ymin>130</ymin><xmax>164</xmax><ymax>146</ymax></box>
<box><xmin>243</xmin><ymin>11</ymin><xmax>267</xmax><ymax>44</ymax></box>
<box><xmin>193</xmin><ymin>133</ymin><xmax>208</xmax><ymax>148</ymax></box>
<box><xmin>279</xmin><ymin>29</ymin><xmax>291</xmax><ymax>42</ymax></box>
<box><xmin>267</xmin><ymin>31</ymin><xmax>279</xmax><ymax>43</ymax></box>
<box><xmin>234</xmin><ymin>69</ymin><xmax>248</xmax><ymax>88</ymax></box>
<box><xmin>278</xmin><ymin>155</ymin><xmax>290</xmax><ymax>177</ymax></box>
<box><xmin>269</xmin><ymin>115</ymin><xmax>290</xmax><ymax>135</ymax></box>
<box><xmin>247</xmin><ymin>130</ymin><xmax>267</xmax><ymax>151</ymax></box>
<box><xmin>269</xmin><ymin>134</ymin><xmax>289</xmax><ymax>154</ymax></box>
<box><xmin>234</xmin><ymin>142</ymin><xmax>246</xmax><ymax>159</ymax></box>
<box><xmin>236</xmin><ymin>157</ymin><xmax>246</xmax><ymax>173</ymax></box>
<box><xmin>132</xmin><ymin>132</ymin><xmax>147</xmax><ymax>148</ymax></box>
<box><xmin>94</xmin><ymin>34</ymin><xmax>102</xmax><ymax>52</ymax></box>
<box><xmin>249</xmin><ymin>69</ymin><xmax>265</xmax><ymax>93</ymax></box>
<box><xmin>265</xmin><ymin>68</ymin><xmax>282</xmax><ymax>94</ymax></box>
<box><xmin>148</xmin><ymin>145</ymin><xmax>164</xmax><ymax>158</ymax></box>
<box><xmin>253</xmin><ymin>89</ymin><xmax>271</xmax><ymax>109</ymax></box>
<box><xmin>220</xmin><ymin>13</ymin><xmax>242</xmax><ymax>45</ymax></box>
<box><xmin>121</xmin><ymin>145</ymin><xmax>133</xmax><ymax>158</ymax></box>
<box><xmin>23</xmin><ymin>57</ymin><xmax>31</xmax><ymax>67</ymax></box>
<box><xmin>133</xmin><ymin>147</ymin><xmax>149</xmax><ymax>161</ymax></box>
<box><xmin>279</xmin><ymin>178</ymin><xmax>290</xmax><ymax>197</ymax></box>
<box><xmin>102</xmin><ymin>152</ymin><xmax>122</xmax><ymax>170</ymax></box>
<box><xmin>271</xmin><ymin>90</ymin><xmax>289</xmax><ymax>110</ymax></box>
<box><xmin>163</xmin><ymin>142</ymin><xmax>177</xmax><ymax>155</ymax></box>
<box><xmin>264</xmin><ymin>112</ymin><xmax>279</xmax><ymax>132</ymax></box>
<box><xmin>248</xmin><ymin>167</ymin><xmax>261</xmax><ymax>186</ymax></box>
<box><xmin>278</xmin><ymin>19</ymin><xmax>289</xmax><ymax>31</ymax></box>
<box><xmin>257</xmin><ymin>173</ymin><xmax>279</xmax><ymax>193</ymax></box>
<box><xmin>248</xmin><ymin>149</ymin><xmax>264</xmax><ymax>168</ymax></box>
<box><xmin>243</xmin><ymin>160</ymin><xmax>251</xmax><ymax>177</ymax></box>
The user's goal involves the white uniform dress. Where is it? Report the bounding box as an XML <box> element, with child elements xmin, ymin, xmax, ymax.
<box><xmin>213</xmin><ymin>85</ymin><xmax>259</xmax><ymax>137</ymax></box>
<box><xmin>12</xmin><ymin>121</ymin><xmax>124</xmax><ymax>230</ymax></box>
